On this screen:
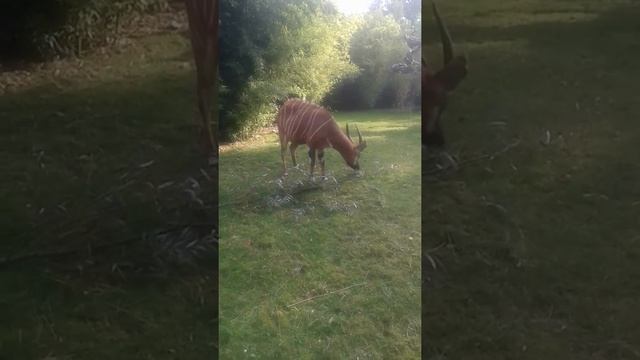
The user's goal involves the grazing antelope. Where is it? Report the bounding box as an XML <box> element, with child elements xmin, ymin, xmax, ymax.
<box><xmin>276</xmin><ymin>99</ymin><xmax>367</xmax><ymax>177</ymax></box>
<box><xmin>423</xmin><ymin>1</ymin><xmax>467</xmax><ymax>148</ymax></box>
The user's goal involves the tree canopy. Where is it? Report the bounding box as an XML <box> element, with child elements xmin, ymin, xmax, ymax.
<box><xmin>218</xmin><ymin>0</ymin><xmax>357</xmax><ymax>139</ymax></box>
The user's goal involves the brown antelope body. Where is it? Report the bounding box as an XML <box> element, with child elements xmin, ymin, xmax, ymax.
<box><xmin>277</xmin><ymin>99</ymin><xmax>367</xmax><ymax>176</ymax></box>
<box><xmin>423</xmin><ymin>2</ymin><xmax>467</xmax><ymax>148</ymax></box>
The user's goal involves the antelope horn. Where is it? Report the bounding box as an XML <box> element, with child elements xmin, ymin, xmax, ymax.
<box><xmin>355</xmin><ymin>124</ymin><xmax>363</xmax><ymax>144</ymax></box>
<box><xmin>346</xmin><ymin>123</ymin><xmax>352</xmax><ymax>142</ymax></box>
<box><xmin>432</xmin><ymin>1</ymin><xmax>453</xmax><ymax>65</ymax></box>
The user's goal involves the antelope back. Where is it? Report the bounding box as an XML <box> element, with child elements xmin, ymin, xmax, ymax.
<box><xmin>277</xmin><ymin>99</ymin><xmax>333</xmax><ymax>146</ymax></box>
<box><xmin>276</xmin><ymin>99</ymin><xmax>368</xmax><ymax>169</ymax></box>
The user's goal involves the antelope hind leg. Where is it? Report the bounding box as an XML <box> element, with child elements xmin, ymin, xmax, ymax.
<box><xmin>308</xmin><ymin>148</ymin><xmax>316</xmax><ymax>178</ymax></box>
<box><xmin>280</xmin><ymin>139</ymin><xmax>288</xmax><ymax>176</ymax></box>
<box><xmin>290</xmin><ymin>143</ymin><xmax>299</xmax><ymax>168</ymax></box>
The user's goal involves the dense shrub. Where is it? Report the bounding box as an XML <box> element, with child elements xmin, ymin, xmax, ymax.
<box><xmin>219</xmin><ymin>0</ymin><xmax>357</xmax><ymax>141</ymax></box>
<box><xmin>0</xmin><ymin>0</ymin><xmax>169</xmax><ymax>63</ymax></box>
<box><xmin>0</xmin><ymin>1</ymin><xmax>63</xmax><ymax>62</ymax></box>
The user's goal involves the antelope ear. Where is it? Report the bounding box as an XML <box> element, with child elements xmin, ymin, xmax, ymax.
<box><xmin>358</xmin><ymin>141</ymin><xmax>367</xmax><ymax>151</ymax></box>
<box><xmin>434</xmin><ymin>56</ymin><xmax>467</xmax><ymax>92</ymax></box>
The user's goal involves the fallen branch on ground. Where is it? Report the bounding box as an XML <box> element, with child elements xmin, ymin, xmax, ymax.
<box><xmin>424</xmin><ymin>139</ymin><xmax>521</xmax><ymax>176</ymax></box>
<box><xmin>287</xmin><ymin>282</ymin><xmax>367</xmax><ymax>308</ymax></box>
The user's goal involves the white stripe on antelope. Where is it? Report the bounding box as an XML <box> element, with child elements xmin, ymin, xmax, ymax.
<box><xmin>276</xmin><ymin>99</ymin><xmax>367</xmax><ymax>177</ymax></box>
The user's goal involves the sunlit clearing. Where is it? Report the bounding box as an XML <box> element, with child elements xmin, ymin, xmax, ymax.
<box><xmin>331</xmin><ymin>0</ymin><xmax>375</xmax><ymax>15</ymax></box>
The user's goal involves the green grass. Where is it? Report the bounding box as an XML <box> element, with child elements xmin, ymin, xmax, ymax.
<box><xmin>0</xmin><ymin>29</ymin><xmax>217</xmax><ymax>359</ymax></box>
<box><xmin>5</xmin><ymin>1</ymin><xmax>640</xmax><ymax>358</ymax></box>
<box><xmin>219</xmin><ymin>110</ymin><xmax>421</xmax><ymax>358</ymax></box>
<box><xmin>424</xmin><ymin>0</ymin><xmax>640</xmax><ymax>358</ymax></box>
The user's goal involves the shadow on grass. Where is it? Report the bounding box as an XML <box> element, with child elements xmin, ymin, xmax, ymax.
<box><xmin>423</xmin><ymin>2</ymin><xmax>640</xmax><ymax>359</ymax></box>
<box><xmin>0</xmin><ymin>62</ymin><xmax>218</xmax><ymax>357</ymax></box>
<box><xmin>1</xmin><ymin>68</ymin><xmax>216</xmax><ymax>251</ymax></box>
<box><xmin>425</xmin><ymin>2</ymin><xmax>640</xmax><ymax>70</ymax></box>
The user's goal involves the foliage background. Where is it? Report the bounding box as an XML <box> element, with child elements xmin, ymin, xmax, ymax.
<box><xmin>0</xmin><ymin>0</ymin><xmax>170</xmax><ymax>62</ymax></box>
<box><xmin>218</xmin><ymin>0</ymin><xmax>421</xmax><ymax>140</ymax></box>
<box><xmin>1</xmin><ymin>0</ymin><xmax>421</xmax><ymax>140</ymax></box>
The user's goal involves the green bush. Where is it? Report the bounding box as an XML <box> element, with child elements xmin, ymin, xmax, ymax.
<box><xmin>325</xmin><ymin>0</ymin><xmax>421</xmax><ymax>112</ymax></box>
<box><xmin>345</xmin><ymin>12</ymin><xmax>409</xmax><ymax>109</ymax></box>
<box><xmin>218</xmin><ymin>0</ymin><xmax>357</xmax><ymax>141</ymax></box>
<box><xmin>38</xmin><ymin>0</ymin><xmax>170</xmax><ymax>58</ymax></box>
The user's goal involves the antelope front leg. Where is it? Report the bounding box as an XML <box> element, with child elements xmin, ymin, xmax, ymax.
<box><xmin>289</xmin><ymin>143</ymin><xmax>299</xmax><ymax>168</ymax></box>
<box><xmin>308</xmin><ymin>148</ymin><xmax>316</xmax><ymax>178</ymax></box>
<box><xmin>318</xmin><ymin>149</ymin><xmax>325</xmax><ymax>177</ymax></box>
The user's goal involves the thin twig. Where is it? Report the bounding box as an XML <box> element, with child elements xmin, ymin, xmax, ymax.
<box><xmin>424</xmin><ymin>140</ymin><xmax>521</xmax><ymax>175</ymax></box>
<box><xmin>218</xmin><ymin>195</ymin><xmax>253</xmax><ymax>208</ymax></box>
<box><xmin>95</xmin><ymin>179</ymin><xmax>137</xmax><ymax>201</ymax></box>
<box><xmin>458</xmin><ymin>139</ymin><xmax>521</xmax><ymax>166</ymax></box>
<box><xmin>287</xmin><ymin>282</ymin><xmax>367</xmax><ymax>308</ymax></box>
<box><xmin>424</xmin><ymin>242</ymin><xmax>447</xmax><ymax>253</ymax></box>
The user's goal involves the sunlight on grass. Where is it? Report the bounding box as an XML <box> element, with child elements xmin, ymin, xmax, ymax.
<box><xmin>1</xmin><ymin>31</ymin><xmax>217</xmax><ymax>359</ymax></box>
<box><xmin>220</xmin><ymin>110</ymin><xmax>421</xmax><ymax>358</ymax></box>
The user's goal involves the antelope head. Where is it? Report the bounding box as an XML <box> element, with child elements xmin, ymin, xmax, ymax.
<box><xmin>423</xmin><ymin>1</ymin><xmax>467</xmax><ymax>148</ymax></box>
<box><xmin>345</xmin><ymin>123</ymin><xmax>367</xmax><ymax>170</ymax></box>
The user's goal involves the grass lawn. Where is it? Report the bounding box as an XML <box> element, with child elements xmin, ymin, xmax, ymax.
<box><xmin>219</xmin><ymin>110</ymin><xmax>421</xmax><ymax>358</ymax></box>
<box><xmin>424</xmin><ymin>0</ymin><xmax>640</xmax><ymax>358</ymax></box>
<box><xmin>0</xmin><ymin>16</ymin><xmax>217</xmax><ymax>359</ymax></box>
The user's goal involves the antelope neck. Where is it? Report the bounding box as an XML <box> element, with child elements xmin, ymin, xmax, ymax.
<box><xmin>330</xmin><ymin>129</ymin><xmax>355</xmax><ymax>159</ymax></box>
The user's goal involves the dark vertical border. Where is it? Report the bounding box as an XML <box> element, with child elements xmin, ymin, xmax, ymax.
<box><xmin>184</xmin><ymin>0</ymin><xmax>220</xmax><ymax>357</ymax></box>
